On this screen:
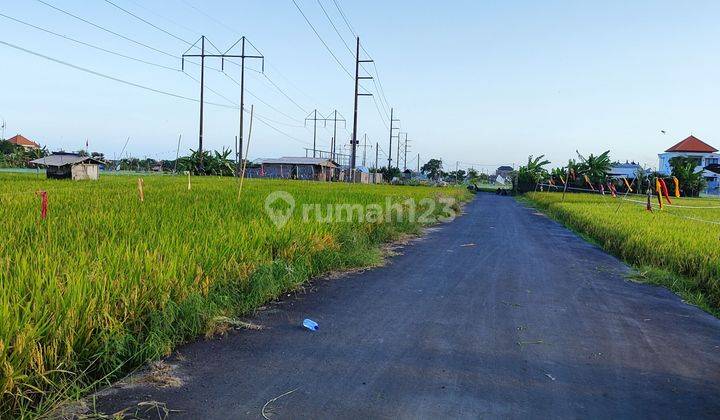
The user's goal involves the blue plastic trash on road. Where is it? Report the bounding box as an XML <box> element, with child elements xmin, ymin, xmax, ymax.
<box><xmin>302</xmin><ymin>319</ymin><xmax>319</xmax><ymax>331</ymax></box>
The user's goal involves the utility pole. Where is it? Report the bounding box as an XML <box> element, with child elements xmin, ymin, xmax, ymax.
<box><xmin>182</xmin><ymin>36</ymin><xmax>205</xmax><ymax>172</ymax></box>
<box><xmin>305</xmin><ymin>110</ymin><xmax>328</xmax><ymax>158</ymax></box>
<box><xmin>362</xmin><ymin>134</ymin><xmax>368</xmax><ymax>167</ymax></box>
<box><xmin>396</xmin><ymin>132</ymin><xmax>403</xmax><ymax>171</ymax></box>
<box><xmin>174</xmin><ymin>134</ymin><xmax>182</xmax><ymax>173</ymax></box>
<box><xmin>403</xmin><ymin>135</ymin><xmax>410</xmax><ymax>171</ymax></box>
<box><xmin>351</xmin><ymin>37</ymin><xmax>374</xmax><ymax>171</ymax></box>
<box><xmin>388</xmin><ymin>107</ymin><xmax>400</xmax><ymax>169</ymax></box>
<box><xmin>182</xmin><ymin>36</ymin><xmax>264</xmax><ymax>174</ymax></box>
<box><xmin>325</xmin><ymin>110</ymin><xmax>346</xmax><ymax>161</ymax></box>
<box><xmin>375</xmin><ymin>141</ymin><xmax>379</xmax><ymax>171</ymax></box>
<box><xmin>417</xmin><ymin>153</ymin><xmax>420</xmax><ymax>173</ymax></box>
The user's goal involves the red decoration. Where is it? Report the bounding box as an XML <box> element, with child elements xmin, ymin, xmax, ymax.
<box><xmin>36</xmin><ymin>191</ymin><xmax>48</xmax><ymax>220</ymax></box>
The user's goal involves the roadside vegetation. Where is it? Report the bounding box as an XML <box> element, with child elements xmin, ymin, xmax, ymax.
<box><xmin>524</xmin><ymin>192</ymin><xmax>720</xmax><ymax>316</ymax></box>
<box><xmin>0</xmin><ymin>173</ymin><xmax>470</xmax><ymax>417</ymax></box>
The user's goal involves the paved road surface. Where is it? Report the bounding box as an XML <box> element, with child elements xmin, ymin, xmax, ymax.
<box><xmin>95</xmin><ymin>193</ymin><xmax>720</xmax><ymax>419</ymax></box>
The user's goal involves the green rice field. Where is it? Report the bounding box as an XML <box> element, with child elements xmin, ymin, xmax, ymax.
<box><xmin>0</xmin><ymin>173</ymin><xmax>470</xmax><ymax>416</ymax></box>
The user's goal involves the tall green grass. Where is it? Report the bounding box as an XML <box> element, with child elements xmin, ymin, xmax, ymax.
<box><xmin>525</xmin><ymin>192</ymin><xmax>720</xmax><ymax>314</ymax></box>
<box><xmin>0</xmin><ymin>173</ymin><xmax>470</xmax><ymax>416</ymax></box>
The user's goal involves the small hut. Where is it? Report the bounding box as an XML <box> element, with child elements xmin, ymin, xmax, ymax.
<box><xmin>30</xmin><ymin>153</ymin><xmax>105</xmax><ymax>180</ymax></box>
<box><xmin>251</xmin><ymin>157</ymin><xmax>339</xmax><ymax>181</ymax></box>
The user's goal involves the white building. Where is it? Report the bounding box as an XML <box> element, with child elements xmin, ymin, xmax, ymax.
<box><xmin>658</xmin><ymin>135</ymin><xmax>720</xmax><ymax>193</ymax></box>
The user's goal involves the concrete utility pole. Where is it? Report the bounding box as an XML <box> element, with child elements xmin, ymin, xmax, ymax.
<box><xmin>174</xmin><ymin>134</ymin><xmax>182</xmax><ymax>173</ymax></box>
<box><xmin>403</xmin><ymin>135</ymin><xmax>410</xmax><ymax>171</ymax></box>
<box><xmin>417</xmin><ymin>153</ymin><xmax>420</xmax><ymax>173</ymax></box>
<box><xmin>388</xmin><ymin>107</ymin><xmax>400</xmax><ymax>169</ymax></box>
<box><xmin>375</xmin><ymin>141</ymin><xmax>379</xmax><ymax>171</ymax></box>
<box><xmin>362</xmin><ymin>133</ymin><xmax>368</xmax><ymax>167</ymax></box>
<box><xmin>396</xmin><ymin>132</ymin><xmax>404</xmax><ymax>172</ymax></box>
<box><xmin>351</xmin><ymin>37</ymin><xmax>374</xmax><ymax>171</ymax></box>
<box><xmin>182</xmin><ymin>36</ymin><xmax>263</xmax><ymax>173</ymax></box>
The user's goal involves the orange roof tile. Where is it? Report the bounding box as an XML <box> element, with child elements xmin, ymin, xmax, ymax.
<box><xmin>7</xmin><ymin>134</ymin><xmax>40</xmax><ymax>148</ymax></box>
<box><xmin>665</xmin><ymin>135</ymin><xmax>718</xmax><ymax>153</ymax></box>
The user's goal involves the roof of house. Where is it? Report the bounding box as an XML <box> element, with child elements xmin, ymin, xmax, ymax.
<box><xmin>30</xmin><ymin>153</ymin><xmax>104</xmax><ymax>167</ymax></box>
<box><xmin>7</xmin><ymin>134</ymin><xmax>40</xmax><ymax>148</ymax></box>
<box><xmin>611</xmin><ymin>162</ymin><xmax>643</xmax><ymax>169</ymax></box>
<box><xmin>256</xmin><ymin>157</ymin><xmax>339</xmax><ymax>168</ymax></box>
<box><xmin>497</xmin><ymin>165</ymin><xmax>514</xmax><ymax>171</ymax></box>
<box><xmin>665</xmin><ymin>135</ymin><xmax>718</xmax><ymax>153</ymax></box>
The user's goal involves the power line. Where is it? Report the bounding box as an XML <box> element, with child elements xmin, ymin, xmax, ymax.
<box><xmin>33</xmin><ymin>0</ymin><xmax>177</xmax><ymax>59</ymax></box>
<box><xmin>181</xmin><ymin>72</ymin><xmax>237</xmax><ymax>106</ymax></box>
<box><xmin>0</xmin><ymin>12</ymin><xmax>240</xmax><ymax>109</ymax></box>
<box><xmin>0</xmin><ymin>12</ymin><xmax>178</xmax><ymax>72</ymax></box>
<box><xmin>124</xmin><ymin>0</ymin><xmax>200</xmax><ymax>38</ymax></box>
<box><xmin>0</xmin><ymin>40</ymin><xmax>237</xmax><ymax>109</ymax></box>
<box><xmin>251</xmin><ymin>111</ymin><xmax>311</xmax><ymax>146</ymax></box>
<box><xmin>331</xmin><ymin>0</ymin><xmax>357</xmax><ymax>37</ymax></box>
<box><xmin>290</xmin><ymin>0</ymin><xmax>354</xmax><ymax>79</ymax></box>
<box><xmin>250</xmin><ymin>71</ymin><xmax>308</xmax><ymax>113</ymax></box>
<box><xmin>315</xmin><ymin>0</ymin><xmax>355</xmax><ymax>57</ymax></box>
<box><xmin>224</xmin><ymin>72</ymin><xmax>304</xmax><ymax>123</ymax></box>
<box><xmin>121</xmin><ymin>0</ymin><xmax>315</xmax><ymax>119</ymax></box>
<box><xmin>171</xmin><ymin>0</ymin><xmax>317</xmax><ymax>111</ymax></box>
<box><xmin>101</xmin><ymin>0</ymin><xmax>195</xmax><ymax>47</ymax></box>
<box><xmin>177</xmin><ymin>0</ymin><xmax>239</xmax><ymax>37</ymax></box>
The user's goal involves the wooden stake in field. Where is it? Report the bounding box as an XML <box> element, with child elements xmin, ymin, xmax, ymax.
<box><xmin>238</xmin><ymin>105</ymin><xmax>254</xmax><ymax>200</ymax></box>
<box><xmin>137</xmin><ymin>178</ymin><xmax>145</xmax><ymax>202</ymax></box>
<box><xmin>185</xmin><ymin>171</ymin><xmax>191</xmax><ymax>191</ymax></box>
<box><xmin>561</xmin><ymin>163</ymin><xmax>570</xmax><ymax>201</ymax></box>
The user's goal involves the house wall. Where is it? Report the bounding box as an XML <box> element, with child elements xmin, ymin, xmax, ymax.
<box><xmin>71</xmin><ymin>164</ymin><xmax>99</xmax><ymax>181</ymax></box>
<box><xmin>658</xmin><ymin>152</ymin><xmax>720</xmax><ymax>175</ymax></box>
<box><xmin>658</xmin><ymin>152</ymin><xmax>720</xmax><ymax>195</ymax></box>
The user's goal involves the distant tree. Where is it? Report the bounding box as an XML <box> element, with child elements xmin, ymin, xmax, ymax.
<box><xmin>448</xmin><ymin>169</ymin><xmax>466</xmax><ymax>183</ymax></box>
<box><xmin>577</xmin><ymin>150</ymin><xmax>611</xmax><ymax>184</ymax></box>
<box><xmin>377</xmin><ymin>166</ymin><xmax>401</xmax><ymax>182</ymax></box>
<box><xmin>670</xmin><ymin>156</ymin><xmax>706</xmax><ymax>197</ymax></box>
<box><xmin>467</xmin><ymin>168</ymin><xmax>479</xmax><ymax>184</ymax></box>
<box><xmin>515</xmin><ymin>154</ymin><xmax>550</xmax><ymax>192</ymax></box>
<box><xmin>420</xmin><ymin>158</ymin><xmax>443</xmax><ymax>180</ymax></box>
<box><xmin>0</xmin><ymin>140</ymin><xmax>18</xmax><ymax>155</ymax></box>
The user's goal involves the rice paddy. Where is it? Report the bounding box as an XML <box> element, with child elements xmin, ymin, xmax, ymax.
<box><xmin>525</xmin><ymin>191</ymin><xmax>720</xmax><ymax>315</ymax></box>
<box><xmin>0</xmin><ymin>173</ymin><xmax>470</xmax><ymax>416</ymax></box>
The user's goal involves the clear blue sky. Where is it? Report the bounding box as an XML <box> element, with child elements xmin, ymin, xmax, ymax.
<box><xmin>3</xmin><ymin>0</ymin><xmax>720</xmax><ymax>172</ymax></box>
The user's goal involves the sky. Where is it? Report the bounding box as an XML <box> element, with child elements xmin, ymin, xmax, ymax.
<box><xmin>3</xmin><ymin>0</ymin><xmax>720</xmax><ymax>172</ymax></box>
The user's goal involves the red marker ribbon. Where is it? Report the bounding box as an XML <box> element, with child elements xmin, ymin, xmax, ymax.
<box><xmin>36</xmin><ymin>190</ymin><xmax>48</xmax><ymax>220</ymax></box>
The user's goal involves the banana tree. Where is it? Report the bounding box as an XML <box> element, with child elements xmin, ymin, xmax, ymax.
<box><xmin>577</xmin><ymin>150</ymin><xmax>611</xmax><ymax>184</ymax></box>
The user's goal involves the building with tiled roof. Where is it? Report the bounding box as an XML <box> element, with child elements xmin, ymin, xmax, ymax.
<box><xmin>659</xmin><ymin>135</ymin><xmax>720</xmax><ymax>194</ymax></box>
<box><xmin>6</xmin><ymin>134</ymin><xmax>40</xmax><ymax>150</ymax></box>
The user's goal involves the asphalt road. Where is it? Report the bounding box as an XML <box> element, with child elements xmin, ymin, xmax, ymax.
<box><xmin>95</xmin><ymin>193</ymin><xmax>720</xmax><ymax>419</ymax></box>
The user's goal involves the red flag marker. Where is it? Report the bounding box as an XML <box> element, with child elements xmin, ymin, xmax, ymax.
<box><xmin>36</xmin><ymin>190</ymin><xmax>48</xmax><ymax>220</ymax></box>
